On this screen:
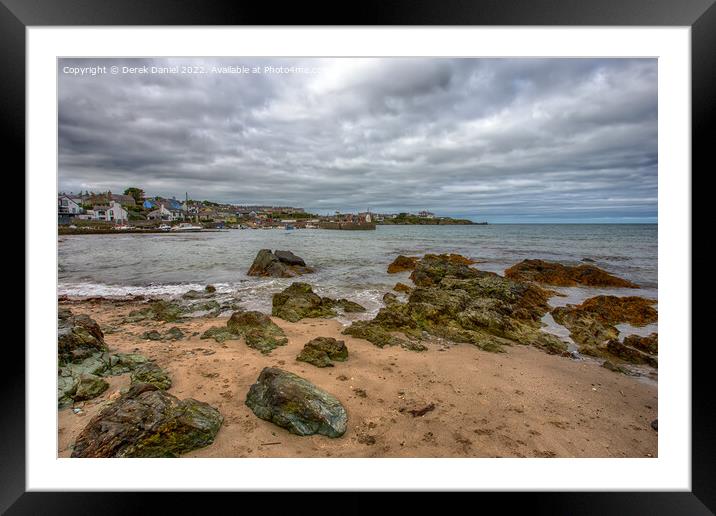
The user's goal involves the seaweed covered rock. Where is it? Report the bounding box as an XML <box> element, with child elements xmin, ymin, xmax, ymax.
<box><xmin>393</xmin><ymin>282</ymin><xmax>412</xmax><ymax>293</ymax></box>
<box><xmin>247</xmin><ymin>249</ymin><xmax>314</xmax><ymax>278</ymax></box>
<box><xmin>245</xmin><ymin>367</ymin><xmax>347</xmax><ymax>437</ymax></box>
<box><xmin>141</xmin><ymin>330</ymin><xmax>162</xmax><ymax>341</ymax></box>
<box><xmin>130</xmin><ymin>361</ymin><xmax>172</xmax><ymax>390</ymax></box>
<box><xmin>504</xmin><ymin>259</ymin><xmax>639</xmax><ymax>288</ymax></box>
<box><xmin>58</xmin><ymin>309</ymin><xmax>107</xmax><ymax>364</ymax></box>
<box><xmin>387</xmin><ymin>255</ymin><xmax>419</xmax><ymax>273</ymax></box>
<box><xmin>226</xmin><ymin>310</ymin><xmax>288</xmax><ymax>354</ymax></box>
<box><xmin>296</xmin><ymin>337</ymin><xmax>349</xmax><ymax>367</ymax></box>
<box><xmin>58</xmin><ymin>352</ymin><xmax>152</xmax><ymax>407</ymax></box>
<box><xmin>552</xmin><ymin>296</ymin><xmax>658</xmax><ymax>364</ymax></box>
<box><xmin>71</xmin><ymin>383</ymin><xmax>223</xmax><ymax>457</ymax></box>
<box><xmin>200</xmin><ymin>326</ymin><xmax>241</xmax><ymax>343</ymax></box>
<box><xmin>73</xmin><ymin>374</ymin><xmax>109</xmax><ymax>401</ymax></box>
<box><xmin>344</xmin><ymin>253</ymin><xmax>565</xmax><ymax>354</ymax></box>
<box><xmin>271</xmin><ymin>283</ymin><xmax>337</xmax><ymax>322</ymax></box>
<box><xmin>125</xmin><ymin>300</ymin><xmax>186</xmax><ymax>323</ymax></box>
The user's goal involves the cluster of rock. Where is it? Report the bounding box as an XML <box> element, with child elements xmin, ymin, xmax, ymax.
<box><xmin>125</xmin><ymin>287</ymin><xmax>241</xmax><ymax>323</ymax></box>
<box><xmin>245</xmin><ymin>367</ymin><xmax>347</xmax><ymax>437</ymax></box>
<box><xmin>552</xmin><ymin>295</ymin><xmax>658</xmax><ymax>367</ymax></box>
<box><xmin>141</xmin><ymin>326</ymin><xmax>185</xmax><ymax>341</ymax></box>
<box><xmin>344</xmin><ymin>253</ymin><xmax>567</xmax><ymax>354</ymax></box>
<box><xmin>504</xmin><ymin>259</ymin><xmax>639</xmax><ymax>288</ymax></box>
<box><xmin>202</xmin><ymin>309</ymin><xmax>288</xmax><ymax>354</ymax></box>
<box><xmin>272</xmin><ymin>282</ymin><xmax>366</xmax><ymax>322</ymax></box>
<box><xmin>247</xmin><ymin>249</ymin><xmax>314</xmax><ymax>278</ymax></box>
<box><xmin>59</xmin><ymin>308</ymin><xmax>223</xmax><ymax>457</ymax></box>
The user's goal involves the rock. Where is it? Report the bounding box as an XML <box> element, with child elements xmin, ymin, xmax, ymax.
<box><xmin>383</xmin><ymin>292</ymin><xmax>399</xmax><ymax>306</ymax></box>
<box><xmin>164</xmin><ymin>327</ymin><xmax>185</xmax><ymax>341</ymax></box>
<box><xmin>601</xmin><ymin>360</ymin><xmax>630</xmax><ymax>374</ymax></box>
<box><xmin>651</xmin><ymin>419</ymin><xmax>658</xmax><ymax>432</ymax></box>
<box><xmin>623</xmin><ymin>333</ymin><xmax>658</xmax><ymax>355</ymax></box>
<box><xmin>393</xmin><ymin>282</ymin><xmax>412</xmax><ymax>293</ymax></box>
<box><xmin>71</xmin><ymin>383</ymin><xmax>223</xmax><ymax>457</ymax></box>
<box><xmin>272</xmin><ymin>283</ymin><xmax>337</xmax><ymax>322</ymax></box>
<box><xmin>141</xmin><ymin>330</ymin><xmax>162</xmax><ymax>341</ymax></box>
<box><xmin>387</xmin><ymin>255</ymin><xmax>419</xmax><ymax>273</ymax></box>
<box><xmin>182</xmin><ymin>289</ymin><xmax>212</xmax><ymax>300</ymax></box>
<box><xmin>504</xmin><ymin>259</ymin><xmax>638</xmax><ymax>288</ymax></box>
<box><xmin>247</xmin><ymin>249</ymin><xmax>314</xmax><ymax>278</ymax></box>
<box><xmin>552</xmin><ymin>296</ymin><xmax>658</xmax><ymax>363</ymax></box>
<box><xmin>130</xmin><ymin>361</ymin><xmax>172</xmax><ymax>390</ymax></box>
<box><xmin>245</xmin><ymin>367</ymin><xmax>347</xmax><ymax>437</ymax></box>
<box><xmin>344</xmin><ymin>253</ymin><xmax>565</xmax><ymax>355</ymax></box>
<box><xmin>274</xmin><ymin>250</ymin><xmax>306</xmax><ymax>266</ymax></box>
<box><xmin>296</xmin><ymin>337</ymin><xmax>348</xmax><ymax>367</ymax></box>
<box><xmin>581</xmin><ymin>258</ymin><xmax>596</xmax><ymax>263</ymax></box>
<box><xmin>331</xmin><ymin>299</ymin><xmax>367</xmax><ymax>313</ymax></box>
<box><xmin>58</xmin><ymin>309</ymin><xmax>107</xmax><ymax>364</ymax></box>
<box><xmin>126</xmin><ymin>300</ymin><xmax>186</xmax><ymax>323</ymax></box>
<box><xmin>201</xmin><ymin>326</ymin><xmax>240</xmax><ymax>343</ymax></box>
<box><xmin>73</xmin><ymin>374</ymin><xmax>109</xmax><ymax>401</ymax></box>
<box><xmin>205</xmin><ymin>284</ymin><xmax>216</xmax><ymax>293</ymax></box>
<box><xmin>227</xmin><ymin>311</ymin><xmax>288</xmax><ymax>354</ymax></box>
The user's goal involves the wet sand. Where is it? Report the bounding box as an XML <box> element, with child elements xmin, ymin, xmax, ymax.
<box><xmin>58</xmin><ymin>300</ymin><xmax>658</xmax><ymax>458</ymax></box>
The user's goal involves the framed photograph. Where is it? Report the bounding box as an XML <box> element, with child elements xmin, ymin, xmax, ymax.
<box><xmin>8</xmin><ymin>0</ymin><xmax>709</xmax><ymax>512</ymax></box>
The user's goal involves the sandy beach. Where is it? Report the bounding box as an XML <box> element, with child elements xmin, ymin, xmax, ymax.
<box><xmin>58</xmin><ymin>298</ymin><xmax>657</xmax><ymax>458</ymax></box>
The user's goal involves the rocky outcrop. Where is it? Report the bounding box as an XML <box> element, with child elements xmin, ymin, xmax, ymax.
<box><xmin>226</xmin><ymin>311</ymin><xmax>288</xmax><ymax>354</ymax></box>
<box><xmin>271</xmin><ymin>282</ymin><xmax>365</xmax><ymax>322</ymax></box>
<box><xmin>387</xmin><ymin>255</ymin><xmax>419</xmax><ymax>273</ymax></box>
<box><xmin>245</xmin><ymin>367</ymin><xmax>347</xmax><ymax>437</ymax></box>
<box><xmin>296</xmin><ymin>337</ymin><xmax>349</xmax><ymax>367</ymax></box>
<box><xmin>71</xmin><ymin>383</ymin><xmax>223</xmax><ymax>457</ymax></box>
<box><xmin>247</xmin><ymin>249</ymin><xmax>314</xmax><ymax>278</ymax></box>
<box><xmin>345</xmin><ymin>254</ymin><xmax>566</xmax><ymax>354</ymax></box>
<box><xmin>552</xmin><ymin>296</ymin><xmax>658</xmax><ymax>364</ymax></box>
<box><xmin>73</xmin><ymin>374</ymin><xmax>109</xmax><ymax>401</ymax></box>
<box><xmin>504</xmin><ymin>259</ymin><xmax>638</xmax><ymax>288</ymax></box>
<box><xmin>58</xmin><ymin>309</ymin><xmax>108</xmax><ymax>364</ymax></box>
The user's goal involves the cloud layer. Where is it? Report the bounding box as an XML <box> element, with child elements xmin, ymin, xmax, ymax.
<box><xmin>59</xmin><ymin>58</ymin><xmax>657</xmax><ymax>222</ymax></box>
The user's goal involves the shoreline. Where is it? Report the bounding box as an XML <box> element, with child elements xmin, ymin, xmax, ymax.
<box><xmin>58</xmin><ymin>296</ymin><xmax>658</xmax><ymax>458</ymax></box>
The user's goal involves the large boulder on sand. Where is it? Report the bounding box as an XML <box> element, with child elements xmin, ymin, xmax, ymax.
<box><xmin>504</xmin><ymin>259</ymin><xmax>638</xmax><ymax>288</ymax></box>
<box><xmin>226</xmin><ymin>310</ymin><xmax>288</xmax><ymax>354</ymax></box>
<box><xmin>58</xmin><ymin>309</ymin><xmax>107</xmax><ymax>364</ymax></box>
<box><xmin>245</xmin><ymin>367</ymin><xmax>347</xmax><ymax>437</ymax></box>
<box><xmin>247</xmin><ymin>249</ymin><xmax>314</xmax><ymax>278</ymax></box>
<box><xmin>71</xmin><ymin>383</ymin><xmax>223</xmax><ymax>457</ymax></box>
<box><xmin>296</xmin><ymin>337</ymin><xmax>349</xmax><ymax>367</ymax></box>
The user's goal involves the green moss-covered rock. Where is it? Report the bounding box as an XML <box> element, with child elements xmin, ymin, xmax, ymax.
<box><xmin>141</xmin><ymin>330</ymin><xmax>162</xmax><ymax>341</ymax></box>
<box><xmin>245</xmin><ymin>367</ymin><xmax>347</xmax><ymax>437</ymax></box>
<box><xmin>71</xmin><ymin>383</ymin><xmax>223</xmax><ymax>457</ymax></box>
<box><xmin>126</xmin><ymin>300</ymin><xmax>187</xmax><ymax>323</ymax></box>
<box><xmin>58</xmin><ymin>309</ymin><xmax>107</xmax><ymax>364</ymax></box>
<box><xmin>200</xmin><ymin>326</ymin><xmax>241</xmax><ymax>343</ymax></box>
<box><xmin>343</xmin><ymin>253</ymin><xmax>565</xmax><ymax>355</ymax></box>
<box><xmin>227</xmin><ymin>311</ymin><xmax>287</xmax><ymax>354</ymax></box>
<box><xmin>130</xmin><ymin>361</ymin><xmax>172</xmax><ymax>390</ymax></box>
<box><xmin>73</xmin><ymin>373</ymin><xmax>109</xmax><ymax>401</ymax></box>
<box><xmin>271</xmin><ymin>282</ymin><xmax>337</xmax><ymax>322</ymax></box>
<box><xmin>296</xmin><ymin>337</ymin><xmax>348</xmax><ymax>367</ymax></box>
<box><xmin>164</xmin><ymin>327</ymin><xmax>185</xmax><ymax>341</ymax></box>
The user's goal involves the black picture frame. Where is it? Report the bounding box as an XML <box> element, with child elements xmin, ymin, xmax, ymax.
<box><xmin>5</xmin><ymin>0</ymin><xmax>710</xmax><ymax>513</ymax></box>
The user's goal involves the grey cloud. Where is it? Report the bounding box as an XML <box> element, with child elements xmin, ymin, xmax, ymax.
<box><xmin>58</xmin><ymin>57</ymin><xmax>657</xmax><ymax>222</ymax></box>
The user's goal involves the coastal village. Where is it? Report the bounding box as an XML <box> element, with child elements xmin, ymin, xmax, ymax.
<box><xmin>58</xmin><ymin>188</ymin><xmax>478</xmax><ymax>232</ymax></box>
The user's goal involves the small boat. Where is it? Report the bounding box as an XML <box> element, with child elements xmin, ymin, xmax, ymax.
<box><xmin>285</xmin><ymin>224</ymin><xmax>295</xmax><ymax>230</ymax></box>
<box><xmin>113</xmin><ymin>225</ymin><xmax>131</xmax><ymax>230</ymax></box>
<box><xmin>158</xmin><ymin>224</ymin><xmax>172</xmax><ymax>231</ymax></box>
<box><xmin>171</xmin><ymin>223</ymin><xmax>203</xmax><ymax>232</ymax></box>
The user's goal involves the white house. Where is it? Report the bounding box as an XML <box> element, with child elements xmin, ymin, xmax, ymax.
<box><xmin>88</xmin><ymin>201</ymin><xmax>128</xmax><ymax>223</ymax></box>
<box><xmin>147</xmin><ymin>204</ymin><xmax>174</xmax><ymax>221</ymax></box>
<box><xmin>58</xmin><ymin>195</ymin><xmax>83</xmax><ymax>215</ymax></box>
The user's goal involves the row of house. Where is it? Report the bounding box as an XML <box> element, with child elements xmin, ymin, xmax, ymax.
<box><xmin>58</xmin><ymin>195</ymin><xmax>129</xmax><ymax>223</ymax></box>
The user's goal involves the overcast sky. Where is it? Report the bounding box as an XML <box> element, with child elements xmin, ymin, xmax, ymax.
<box><xmin>58</xmin><ymin>58</ymin><xmax>657</xmax><ymax>223</ymax></box>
